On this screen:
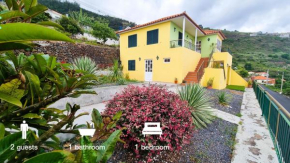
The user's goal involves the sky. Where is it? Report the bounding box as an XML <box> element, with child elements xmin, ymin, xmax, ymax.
<box><xmin>69</xmin><ymin>0</ymin><xmax>290</xmax><ymax>33</ymax></box>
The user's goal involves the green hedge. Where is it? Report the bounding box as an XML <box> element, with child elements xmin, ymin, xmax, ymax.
<box><xmin>226</xmin><ymin>85</ymin><xmax>245</xmax><ymax>92</ymax></box>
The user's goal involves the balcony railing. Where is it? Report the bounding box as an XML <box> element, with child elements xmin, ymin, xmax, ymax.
<box><xmin>253</xmin><ymin>82</ymin><xmax>290</xmax><ymax>163</ymax></box>
<box><xmin>170</xmin><ymin>39</ymin><xmax>195</xmax><ymax>51</ymax></box>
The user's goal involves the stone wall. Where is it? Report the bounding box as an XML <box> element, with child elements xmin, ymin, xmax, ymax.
<box><xmin>15</xmin><ymin>42</ymin><xmax>120</xmax><ymax>69</ymax></box>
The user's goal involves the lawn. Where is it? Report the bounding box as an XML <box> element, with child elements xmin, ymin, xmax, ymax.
<box><xmin>226</xmin><ymin>85</ymin><xmax>245</xmax><ymax>92</ymax></box>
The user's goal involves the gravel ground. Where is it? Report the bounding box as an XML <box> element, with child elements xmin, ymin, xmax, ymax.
<box><xmin>207</xmin><ymin>89</ymin><xmax>244</xmax><ymax>115</ymax></box>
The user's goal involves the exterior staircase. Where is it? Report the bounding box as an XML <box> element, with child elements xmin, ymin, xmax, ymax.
<box><xmin>183</xmin><ymin>58</ymin><xmax>209</xmax><ymax>84</ymax></box>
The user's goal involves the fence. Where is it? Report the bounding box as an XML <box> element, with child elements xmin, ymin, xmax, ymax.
<box><xmin>253</xmin><ymin>82</ymin><xmax>290</xmax><ymax>163</ymax></box>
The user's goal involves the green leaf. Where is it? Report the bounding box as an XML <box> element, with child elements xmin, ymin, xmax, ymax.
<box><xmin>24</xmin><ymin>150</ymin><xmax>75</xmax><ymax>163</ymax></box>
<box><xmin>0</xmin><ymin>92</ymin><xmax>22</xmax><ymax>107</ymax></box>
<box><xmin>11</xmin><ymin>0</ymin><xmax>19</xmax><ymax>10</ymax></box>
<box><xmin>0</xmin><ymin>10</ymin><xmax>29</xmax><ymax>22</ymax></box>
<box><xmin>0</xmin><ymin>79</ymin><xmax>24</xmax><ymax>100</ymax></box>
<box><xmin>37</xmin><ymin>21</ymin><xmax>64</xmax><ymax>30</ymax></box>
<box><xmin>96</xmin><ymin>130</ymin><xmax>122</xmax><ymax>163</ymax></box>
<box><xmin>25</xmin><ymin>71</ymin><xmax>41</xmax><ymax>100</ymax></box>
<box><xmin>0</xmin><ymin>123</ymin><xmax>5</xmax><ymax>139</ymax></box>
<box><xmin>0</xmin><ymin>132</ymin><xmax>29</xmax><ymax>163</ymax></box>
<box><xmin>47</xmin><ymin>56</ymin><xmax>57</xmax><ymax>69</ymax></box>
<box><xmin>75</xmin><ymin>112</ymin><xmax>89</xmax><ymax>119</ymax></box>
<box><xmin>92</xmin><ymin>108</ymin><xmax>102</xmax><ymax>129</ymax></box>
<box><xmin>33</xmin><ymin>54</ymin><xmax>47</xmax><ymax>75</ymax></box>
<box><xmin>25</xmin><ymin>4</ymin><xmax>47</xmax><ymax>19</ymax></box>
<box><xmin>80</xmin><ymin>136</ymin><xmax>97</xmax><ymax>163</ymax></box>
<box><xmin>0</xmin><ymin>42</ymin><xmax>33</xmax><ymax>52</ymax></box>
<box><xmin>5</xmin><ymin>0</ymin><xmax>13</xmax><ymax>10</ymax></box>
<box><xmin>0</xmin><ymin>23</ymin><xmax>73</xmax><ymax>44</ymax></box>
<box><xmin>22</xmin><ymin>0</ymin><xmax>37</xmax><ymax>12</ymax></box>
<box><xmin>112</xmin><ymin>111</ymin><xmax>122</xmax><ymax>121</ymax></box>
<box><xmin>22</xmin><ymin>113</ymin><xmax>43</xmax><ymax>119</ymax></box>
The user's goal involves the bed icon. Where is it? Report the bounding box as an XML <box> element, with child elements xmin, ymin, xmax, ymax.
<box><xmin>142</xmin><ymin>122</ymin><xmax>162</xmax><ymax>136</ymax></box>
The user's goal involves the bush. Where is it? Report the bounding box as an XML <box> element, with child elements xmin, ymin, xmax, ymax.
<box><xmin>72</xmin><ymin>56</ymin><xmax>98</xmax><ymax>75</ymax></box>
<box><xmin>110</xmin><ymin>60</ymin><xmax>123</xmax><ymax>82</ymax></box>
<box><xmin>58</xmin><ymin>16</ymin><xmax>83</xmax><ymax>35</ymax></box>
<box><xmin>178</xmin><ymin>84</ymin><xmax>215</xmax><ymax>128</ymax></box>
<box><xmin>104</xmin><ymin>85</ymin><xmax>193</xmax><ymax>159</ymax></box>
<box><xmin>216</xmin><ymin>91</ymin><xmax>232</xmax><ymax>106</ymax></box>
<box><xmin>284</xmin><ymin>88</ymin><xmax>290</xmax><ymax>95</ymax></box>
<box><xmin>207</xmin><ymin>77</ymin><xmax>214</xmax><ymax>87</ymax></box>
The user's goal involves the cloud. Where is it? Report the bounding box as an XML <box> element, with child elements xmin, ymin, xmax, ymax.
<box><xmin>70</xmin><ymin>0</ymin><xmax>290</xmax><ymax>32</ymax></box>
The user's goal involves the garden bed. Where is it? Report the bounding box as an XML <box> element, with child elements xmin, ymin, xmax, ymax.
<box><xmin>207</xmin><ymin>89</ymin><xmax>244</xmax><ymax>115</ymax></box>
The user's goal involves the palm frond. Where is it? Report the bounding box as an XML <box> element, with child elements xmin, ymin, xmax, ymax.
<box><xmin>179</xmin><ymin>84</ymin><xmax>215</xmax><ymax>128</ymax></box>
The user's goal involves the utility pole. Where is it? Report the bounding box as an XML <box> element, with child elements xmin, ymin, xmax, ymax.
<box><xmin>266</xmin><ymin>69</ymin><xmax>269</xmax><ymax>85</ymax></box>
<box><xmin>280</xmin><ymin>72</ymin><xmax>284</xmax><ymax>94</ymax></box>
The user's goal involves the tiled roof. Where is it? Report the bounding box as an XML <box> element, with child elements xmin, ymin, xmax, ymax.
<box><xmin>116</xmin><ymin>11</ymin><xmax>206</xmax><ymax>35</ymax></box>
<box><xmin>203</xmin><ymin>30</ymin><xmax>226</xmax><ymax>39</ymax></box>
<box><xmin>252</xmin><ymin>76</ymin><xmax>275</xmax><ymax>81</ymax></box>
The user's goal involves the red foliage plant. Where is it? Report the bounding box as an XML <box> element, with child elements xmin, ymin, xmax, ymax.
<box><xmin>104</xmin><ymin>84</ymin><xmax>194</xmax><ymax>158</ymax></box>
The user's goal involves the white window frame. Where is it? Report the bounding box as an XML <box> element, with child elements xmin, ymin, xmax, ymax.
<box><xmin>217</xmin><ymin>39</ymin><xmax>222</xmax><ymax>52</ymax></box>
<box><xmin>196</xmin><ymin>41</ymin><xmax>201</xmax><ymax>53</ymax></box>
<box><xmin>163</xmin><ymin>58</ymin><xmax>171</xmax><ymax>63</ymax></box>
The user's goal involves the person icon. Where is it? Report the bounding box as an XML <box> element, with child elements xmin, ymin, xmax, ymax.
<box><xmin>20</xmin><ymin>120</ymin><xmax>29</xmax><ymax>139</ymax></box>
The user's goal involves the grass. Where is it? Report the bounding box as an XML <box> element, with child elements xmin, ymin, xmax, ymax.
<box><xmin>226</xmin><ymin>85</ymin><xmax>245</xmax><ymax>92</ymax></box>
<box><xmin>235</xmin><ymin>113</ymin><xmax>242</xmax><ymax>117</ymax></box>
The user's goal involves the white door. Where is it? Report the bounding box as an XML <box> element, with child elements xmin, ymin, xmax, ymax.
<box><xmin>145</xmin><ymin>60</ymin><xmax>153</xmax><ymax>81</ymax></box>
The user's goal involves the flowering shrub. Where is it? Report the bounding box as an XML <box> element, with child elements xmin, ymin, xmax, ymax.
<box><xmin>104</xmin><ymin>84</ymin><xmax>193</xmax><ymax>158</ymax></box>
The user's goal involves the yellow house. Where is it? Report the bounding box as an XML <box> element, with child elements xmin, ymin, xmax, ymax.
<box><xmin>117</xmin><ymin>12</ymin><xmax>247</xmax><ymax>89</ymax></box>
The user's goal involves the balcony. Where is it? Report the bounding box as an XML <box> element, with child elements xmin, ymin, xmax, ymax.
<box><xmin>170</xmin><ymin>39</ymin><xmax>200</xmax><ymax>53</ymax></box>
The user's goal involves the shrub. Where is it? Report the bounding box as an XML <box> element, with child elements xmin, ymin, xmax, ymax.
<box><xmin>72</xmin><ymin>56</ymin><xmax>98</xmax><ymax>75</ymax></box>
<box><xmin>178</xmin><ymin>84</ymin><xmax>215</xmax><ymax>128</ymax></box>
<box><xmin>284</xmin><ymin>88</ymin><xmax>290</xmax><ymax>95</ymax></box>
<box><xmin>58</xmin><ymin>16</ymin><xmax>83</xmax><ymax>35</ymax></box>
<box><xmin>110</xmin><ymin>60</ymin><xmax>123</xmax><ymax>82</ymax></box>
<box><xmin>104</xmin><ymin>84</ymin><xmax>193</xmax><ymax>159</ymax></box>
<box><xmin>207</xmin><ymin>77</ymin><xmax>214</xmax><ymax>87</ymax></box>
<box><xmin>216</xmin><ymin>91</ymin><xmax>232</xmax><ymax>106</ymax></box>
<box><xmin>117</xmin><ymin>77</ymin><xmax>126</xmax><ymax>85</ymax></box>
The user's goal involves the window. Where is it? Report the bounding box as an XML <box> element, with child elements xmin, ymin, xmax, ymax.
<box><xmin>164</xmin><ymin>58</ymin><xmax>170</xmax><ymax>63</ymax></box>
<box><xmin>196</xmin><ymin>41</ymin><xmax>201</xmax><ymax>53</ymax></box>
<box><xmin>147</xmin><ymin>29</ymin><xmax>159</xmax><ymax>45</ymax></box>
<box><xmin>128</xmin><ymin>34</ymin><xmax>137</xmax><ymax>48</ymax></box>
<box><xmin>217</xmin><ymin>39</ymin><xmax>222</xmax><ymax>51</ymax></box>
<box><xmin>128</xmin><ymin>60</ymin><xmax>135</xmax><ymax>71</ymax></box>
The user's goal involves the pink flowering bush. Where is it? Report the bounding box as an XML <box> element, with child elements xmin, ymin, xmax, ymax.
<box><xmin>104</xmin><ymin>84</ymin><xmax>194</xmax><ymax>158</ymax></box>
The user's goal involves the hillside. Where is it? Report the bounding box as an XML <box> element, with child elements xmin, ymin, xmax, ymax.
<box><xmin>38</xmin><ymin>0</ymin><xmax>136</xmax><ymax>30</ymax></box>
<box><xmin>221</xmin><ymin>30</ymin><xmax>290</xmax><ymax>80</ymax></box>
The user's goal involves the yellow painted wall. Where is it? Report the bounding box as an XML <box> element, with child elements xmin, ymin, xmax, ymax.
<box><xmin>200</xmin><ymin>68</ymin><xmax>226</xmax><ymax>90</ymax></box>
<box><xmin>119</xmin><ymin>21</ymin><xmax>200</xmax><ymax>83</ymax></box>
<box><xmin>229</xmin><ymin>68</ymin><xmax>248</xmax><ymax>87</ymax></box>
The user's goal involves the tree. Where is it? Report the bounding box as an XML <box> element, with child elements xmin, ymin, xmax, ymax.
<box><xmin>244</xmin><ymin>63</ymin><xmax>253</xmax><ymax>70</ymax></box>
<box><xmin>238</xmin><ymin>69</ymin><xmax>249</xmax><ymax>77</ymax></box>
<box><xmin>58</xmin><ymin>16</ymin><xmax>83</xmax><ymax>35</ymax></box>
<box><xmin>92</xmin><ymin>21</ymin><xmax>117</xmax><ymax>43</ymax></box>
<box><xmin>69</xmin><ymin>8</ymin><xmax>94</xmax><ymax>27</ymax></box>
<box><xmin>31</xmin><ymin>12</ymin><xmax>52</xmax><ymax>23</ymax></box>
<box><xmin>281</xmin><ymin>54</ymin><xmax>290</xmax><ymax>60</ymax></box>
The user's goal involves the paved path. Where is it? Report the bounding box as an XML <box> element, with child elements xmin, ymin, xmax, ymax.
<box><xmin>260</xmin><ymin>84</ymin><xmax>290</xmax><ymax>113</ymax></box>
<box><xmin>231</xmin><ymin>88</ymin><xmax>278</xmax><ymax>163</ymax></box>
<box><xmin>212</xmin><ymin>108</ymin><xmax>241</xmax><ymax>124</ymax></box>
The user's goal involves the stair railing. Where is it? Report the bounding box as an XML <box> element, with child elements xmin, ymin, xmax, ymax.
<box><xmin>197</xmin><ymin>60</ymin><xmax>205</xmax><ymax>83</ymax></box>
